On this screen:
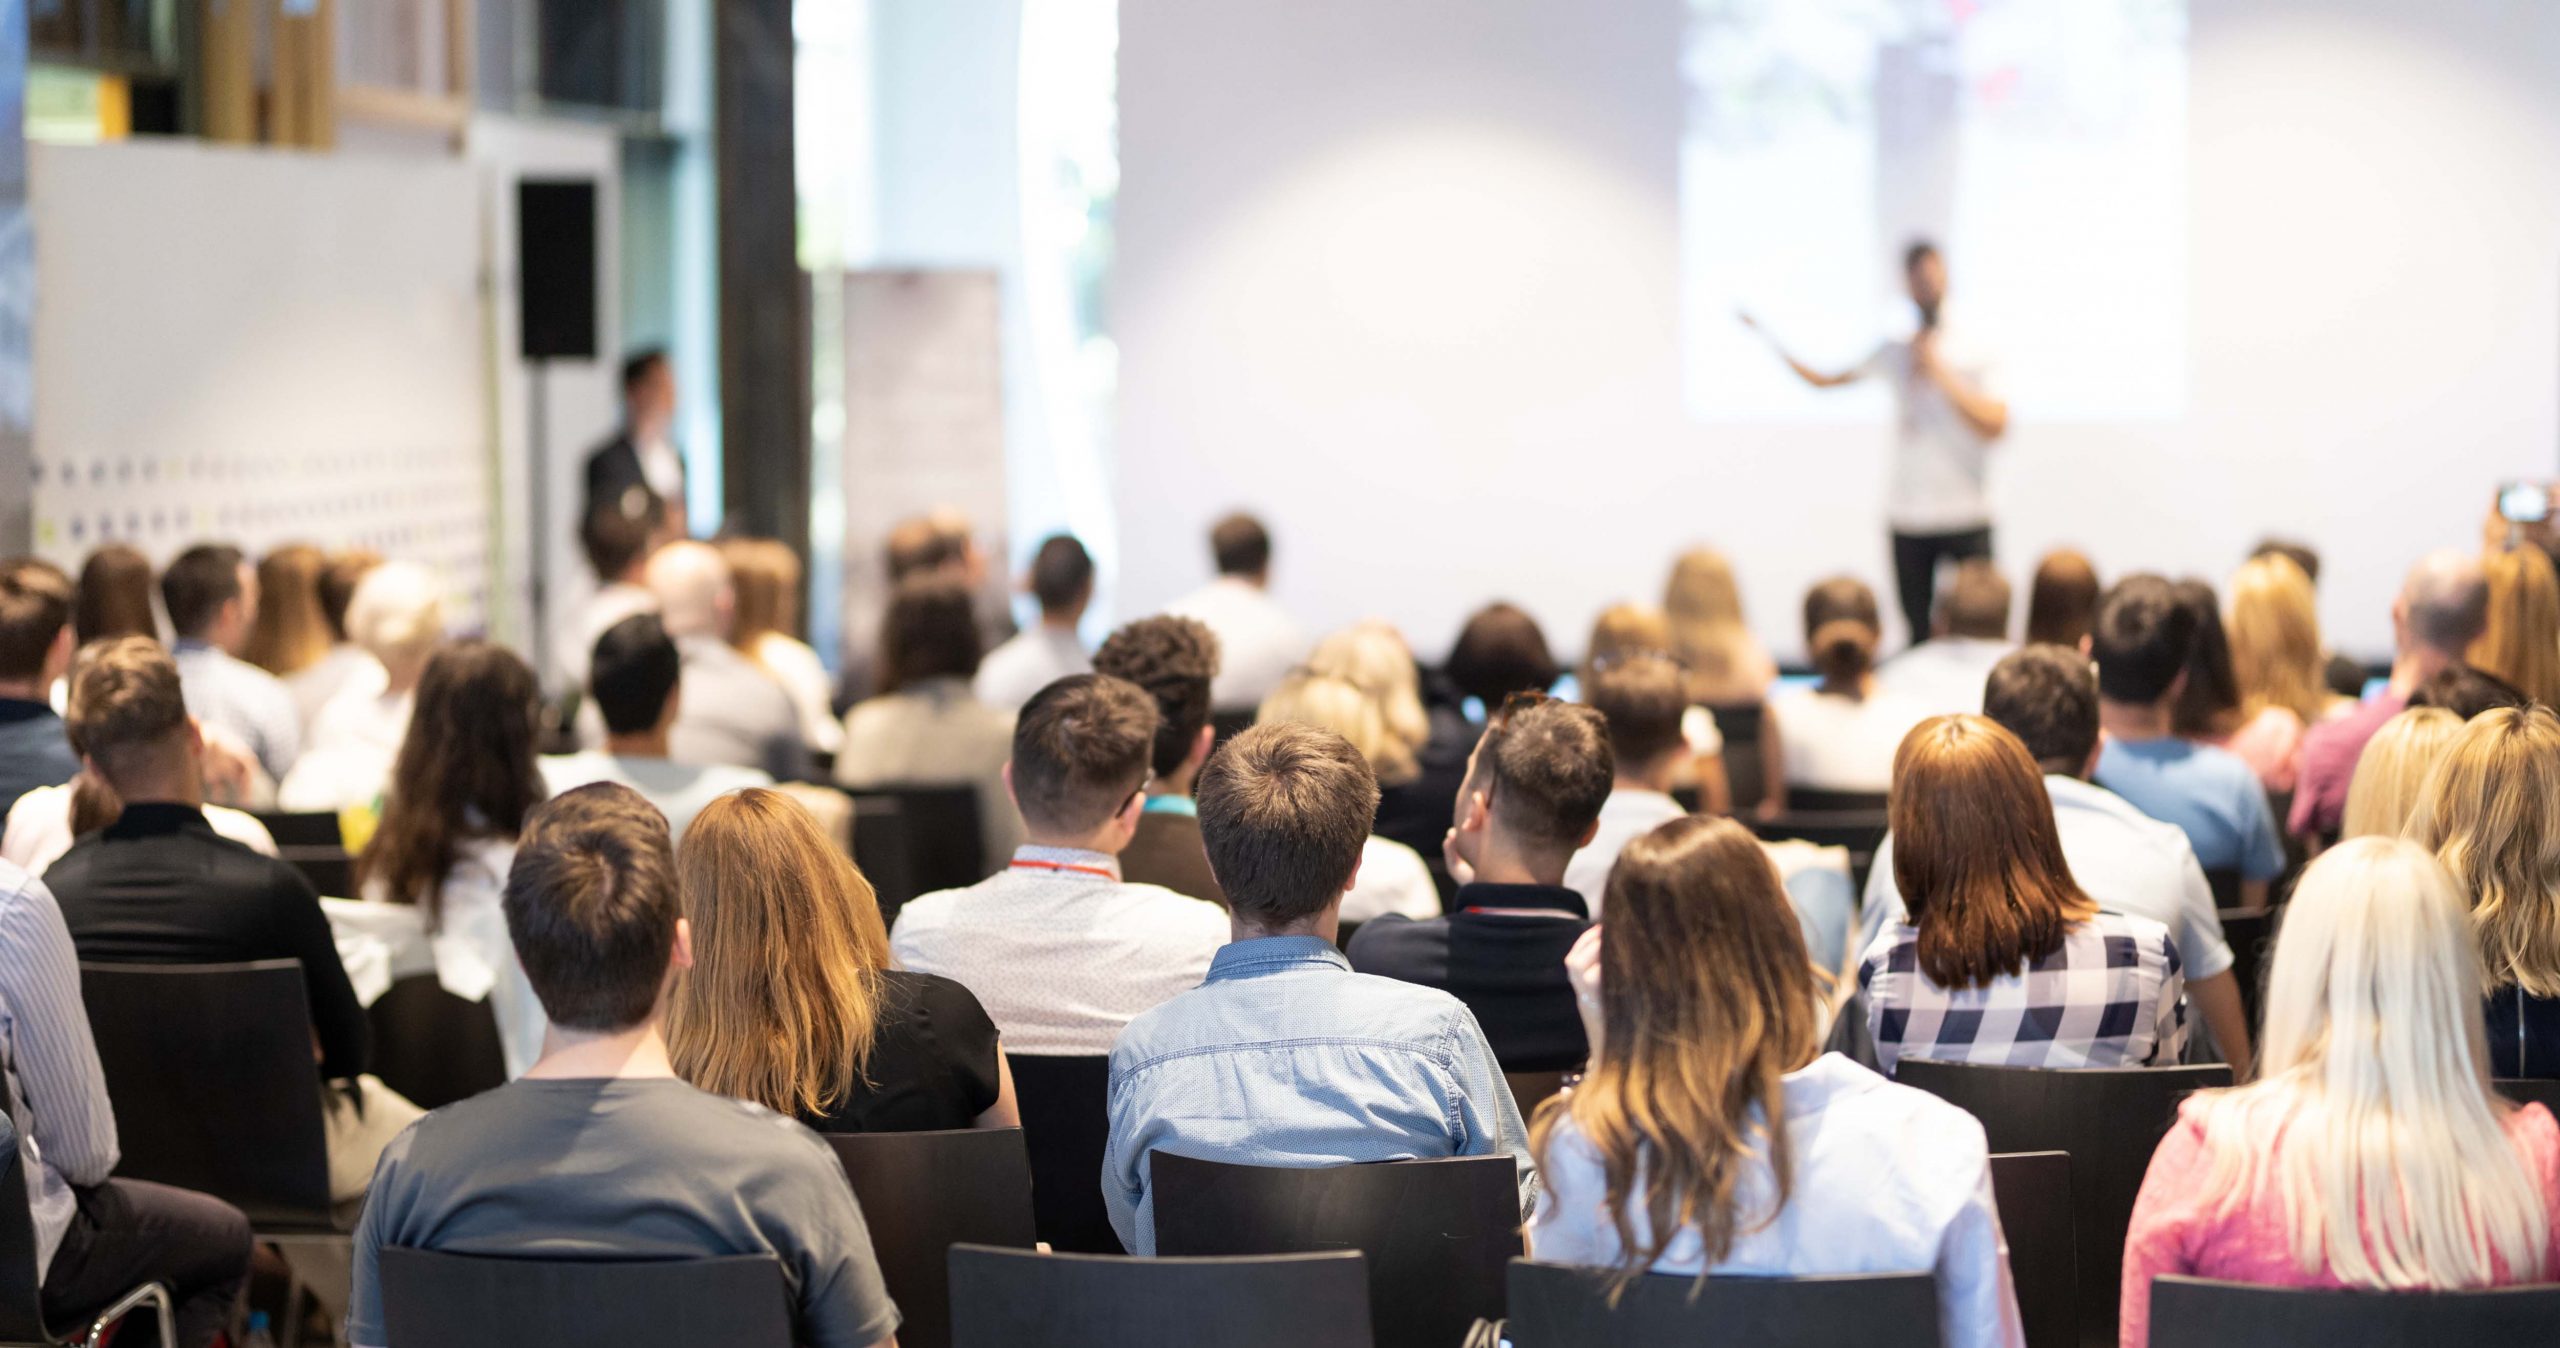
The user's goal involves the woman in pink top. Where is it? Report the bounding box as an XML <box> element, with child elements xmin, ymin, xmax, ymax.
<box><xmin>2120</xmin><ymin>837</ymin><xmax>2560</xmax><ymax>1346</ymax></box>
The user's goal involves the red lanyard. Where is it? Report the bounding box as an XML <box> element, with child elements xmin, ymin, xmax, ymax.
<box><xmin>1010</xmin><ymin>858</ymin><xmax>1117</xmax><ymax>881</ymax></box>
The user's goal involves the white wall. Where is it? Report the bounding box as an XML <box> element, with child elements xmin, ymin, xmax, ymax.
<box><xmin>1115</xmin><ymin>0</ymin><xmax>2560</xmax><ymax>661</ymax></box>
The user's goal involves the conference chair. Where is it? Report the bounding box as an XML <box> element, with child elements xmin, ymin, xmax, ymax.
<box><xmin>1503</xmin><ymin>1070</ymin><xmax>1573</xmax><ymax>1117</ymax></box>
<box><xmin>253</xmin><ymin>811</ymin><xmax>356</xmax><ymax>898</ymax></box>
<box><xmin>2145</xmin><ymin>1275</ymin><xmax>2560</xmax><ymax>1346</ymax></box>
<box><xmin>2215</xmin><ymin>907</ymin><xmax>2279</xmax><ymax>1037</ymax></box>
<box><xmin>1782</xmin><ymin>787</ymin><xmax>1889</xmax><ymax>815</ymax></box>
<box><xmin>947</xmin><ymin>1244</ymin><xmax>1372</xmax><ymax>1348</ymax></box>
<box><xmin>1006</xmin><ymin>1055</ymin><xmax>1123</xmax><ymax>1253</ymax></box>
<box><xmin>1893</xmin><ymin>1060</ymin><xmax>2231</xmax><ymax>1348</ymax></box>
<box><xmin>1707</xmin><ymin>700</ymin><xmax>1771</xmax><ymax>814</ymax></box>
<box><xmin>366</xmin><ymin>972</ymin><xmax>508</xmax><ymax>1110</ymax></box>
<box><xmin>379</xmin><ymin>1249</ymin><xmax>792</xmax><ymax>1348</ymax></box>
<box><xmin>0</xmin><ymin>1114</ymin><xmax>175</xmax><ymax>1348</ymax></box>
<box><xmin>1988</xmin><ymin>1151</ymin><xmax>2078</xmax><ymax>1348</ymax></box>
<box><xmin>845</xmin><ymin>785</ymin><xmax>985</xmax><ymax>920</ymax></box>
<box><xmin>1207</xmin><ymin>710</ymin><xmax>1256</xmax><ymax>751</ymax></box>
<box><xmin>1150</xmin><ymin>1153</ymin><xmax>1521</xmax><ymax>1348</ymax></box>
<box><xmin>848</xmin><ymin>794</ymin><xmax>920</xmax><ymax>920</ymax></box>
<box><xmin>1502</xmin><ymin>1259</ymin><xmax>1940</xmax><ymax>1348</ymax></box>
<box><xmin>2202</xmin><ymin>869</ymin><xmax>2244</xmax><ymax>911</ymax></box>
<box><xmin>826</xmin><ymin>1128</ymin><xmax>1038</xmax><ymax>1348</ymax></box>
<box><xmin>2496</xmin><ymin>1078</ymin><xmax>2560</xmax><ymax>1113</ymax></box>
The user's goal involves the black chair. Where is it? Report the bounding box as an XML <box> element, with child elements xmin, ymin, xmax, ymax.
<box><xmin>845</xmin><ymin>785</ymin><xmax>986</xmax><ymax>917</ymax></box>
<box><xmin>2203</xmin><ymin>869</ymin><xmax>2244</xmax><ymax>910</ymax></box>
<box><xmin>1783</xmin><ymin>787</ymin><xmax>1889</xmax><ymax>814</ymax></box>
<box><xmin>1504</xmin><ymin>1258</ymin><xmax>1939</xmax><ymax>1348</ymax></box>
<box><xmin>2216</xmin><ymin>907</ymin><xmax>2278</xmax><ymax>1038</ymax></box>
<box><xmin>825</xmin><ymin>1128</ymin><xmax>1037</xmax><ymax>1348</ymax></box>
<box><xmin>366</xmin><ymin>973</ymin><xmax>508</xmax><ymax>1110</ymax></box>
<box><xmin>1007</xmin><ymin>1056</ymin><xmax>1122</xmax><ymax>1253</ymax></box>
<box><xmin>1989</xmin><ymin>1151</ymin><xmax>2078</xmax><ymax>1348</ymax></box>
<box><xmin>848</xmin><ymin>794</ymin><xmax>920</xmax><ymax>920</ymax></box>
<box><xmin>1504</xmin><ymin>1070</ymin><xmax>1572</xmax><ymax>1118</ymax></box>
<box><xmin>1894</xmin><ymin>1061</ymin><xmax>2231</xmax><ymax>1348</ymax></box>
<box><xmin>252</xmin><ymin>812</ymin><xmax>343</xmax><ymax>849</ymax></box>
<box><xmin>1207</xmin><ymin>710</ymin><xmax>1256</xmax><ymax>751</ymax></box>
<box><xmin>948</xmin><ymin>1244</ymin><xmax>1372</xmax><ymax>1348</ymax></box>
<box><xmin>1151</xmin><ymin>1153</ymin><xmax>1520</xmax><ymax>1348</ymax></box>
<box><xmin>0</xmin><ymin>1113</ymin><xmax>174</xmax><ymax>1347</ymax></box>
<box><xmin>1707</xmin><ymin>700</ymin><xmax>1770</xmax><ymax>815</ymax></box>
<box><xmin>252</xmin><ymin>812</ymin><xmax>356</xmax><ymax>897</ymax></box>
<box><xmin>378</xmin><ymin>1248</ymin><xmax>792</xmax><ymax>1347</ymax></box>
<box><xmin>2147</xmin><ymin>1275</ymin><xmax>2560</xmax><ymax>1346</ymax></box>
<box><xmin>2496</xmin><ymin>1078</ymin><xmax>2560</xmax><ymax>1113</ymax></box>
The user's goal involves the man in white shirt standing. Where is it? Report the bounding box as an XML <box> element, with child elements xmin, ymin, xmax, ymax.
<box><xmin>976</xmin><ymin>534</ymin><xmax>1095</xmax><ymax>710</ymax></box>
<box><xmin>1746</xmin><ymin>239</ymin><xmax>2010</xmax><ymax>647</ymax></box>
<box><xmin>1166</xmin><ymin>513</ymin><xmax>1307</xmax><ymax>715</ymax></box>
<box><xmin>1878</xmin><ymin>560</ymin><xmax>2016</xmax><ymax>716</ymax></box>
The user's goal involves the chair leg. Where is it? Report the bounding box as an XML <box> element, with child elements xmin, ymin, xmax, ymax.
<box><xmin>76</xmin><ymin>1281</ymin><xmax>173</xmax><ymax>1348</ymax></box>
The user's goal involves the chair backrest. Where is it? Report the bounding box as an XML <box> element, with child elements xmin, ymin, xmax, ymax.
<box><xmin>847</xmin><ymin>793</ymin><xmax>920</xmax><ymax>920</ymax></box>
<box><xmin>1706</xmin><ymin>700</ymin><xmax>1769</xmax><ymax>814</ymax></box>
<box><xmin>2217</xmin><ymin>907</ymin><xmax>2279</xmax><ymax>1037</ymax></box>
<box><xmin>77</xmin><ymin>960</ymin><xmax>334</xmax><ymax>1227</ymax></box>
<box><xmin>1503</xmin><ymin>1070</ymin><xmax>1572</xmax><ymax>1118</ymax></box>
<box><xmin>2495</xmin><ymin>1078</ymin><xmax>2560</xmax><ymax>1114</ymax></box>
<box><xmin>1503</xmin><ymin>1259</ymin><xmax>1939</xmax><ymax>1348</ymax></box>
<box><xmin>0</xmin><ymin>1113</ymin><xmax>54</xmax><ymax>1344</ymax></box>
<box><xmin>379</xmin><ymin>1248</ymin><xmax>792</xmax><ymax>1347</ymax></box>
<box><xmin>1988</xmin><ymin>1151</ymin><xmax>2077</xmax><ymax>1348</ymax></box>
<box><xmin>2147</xmin><ymin>1275</ymin><xmax>2560</xmax><ymax>1346</ymax></box>
<box><xmin>849</xmin><ymin>785</ymin><xmax>985</xmax><ymax>914</ymax></box>
<box><xmin>1005</xmin><ymin>1055</ymin><xmax>1122</xmax><ymax>1253</ymax></box>
<box><xmin>252</xmin><ymin>811</ymin><xmax>344</xmax><ymax>849</ymax></box>
<box><xmin>1150</xmin><ymin>1152</ymin><xmax>1521</xmax><ymax>1348</ymax></box>
<box><xmin>1894</xmin><ymin>1060</ymin><xmax>2231</xmax><ymax>1347</ymax></box>
<box><xmin>1782</xmin><ymin>787</ymin><xmax>1889</xmax><ymax>815</ymax></box>
<box><xmin>825</xmin><ymin>1128</ymin><xmax>1038</xmax><ymax>1348</ymax></box>
<box><xmin>2203</xmin><ymin>868</ymin><xmax>2244</xmax><ymax>910</ymax></box>
<box><xmin>367</xmin><ymin>973</ymin><xmax>509</xmax><ymax>1111</ymax></box>
<box><xmin>947</xmin><ymin>1244</ymin><xmax>1372</xmax><ymax>1348</ymax></box>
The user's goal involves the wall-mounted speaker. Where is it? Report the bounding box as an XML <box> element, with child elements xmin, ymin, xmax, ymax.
<box><xmin>516</xmin><ymin>179</ymin><xmax>598</xmax><ymax>361</ymax></box>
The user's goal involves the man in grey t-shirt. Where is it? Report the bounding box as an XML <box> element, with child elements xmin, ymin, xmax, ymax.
<box><xmin>346</xmin><ymin>784</ymin><xmax>899</xmax><ymax>1348</ymax></box>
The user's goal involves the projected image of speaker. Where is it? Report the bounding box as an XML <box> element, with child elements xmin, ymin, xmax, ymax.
<box><xmin>517</xmin><ymin>179</ymin><xmax>598</xmax><ymax>361</ymax></box>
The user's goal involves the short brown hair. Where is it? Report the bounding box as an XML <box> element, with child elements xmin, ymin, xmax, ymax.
<box><xmin>1197</xmin><ymin>723</ymin><xmax>1378</xmax><ymax>925</ymax></box>
<box><xmin>1585</xmin><ymin>654</ymin><xmax>1687</xmax><ymax>768</ymax></box>
<box><xmin>879</xmin><ymin>575</ymin><xmax>983</xmax><ymax>692</ymax></box>
<box><xmin>159</xmin><ymin>543</ymin><xmax>245</xmax><ymax>638</ymax></box>
<box><xmin>1094</xmin><ymin>616</ymin><xmax>1220</xmax><ymax>778</ymax></box>
<box><xmin>1010</xmin><ymin>674</ymin><xmax>1159</xmax><ymax>833</ymax></box>
<box><xmin>1470</xmin><ymin>695</ymin><xmax>1614</xmax><ymax>851</ymax></box>
<box><xmin>503</xmin><ymin>783</ymin><xmax>679</xmax><ymax>1033</ymax></box>
<box><xmin>1939</xmin><ymin>560</ymin><xmax>2011</xmax><ymax>640</ymax></box>
<box><xmin>1445</xmin><ymin>602</ymin><xmax>1559</xmax><ymax>708</ymax></box>
<box><xmin>2024</xmin><ymin>549</ymin><xmax>2099</xmax><ymax>647</ymax></box>
<box><xmin>1210</xmin><ymin>512</ymin><xmax>1271</xmax><ymax>577</ymax></box>
<box><xmin>64</xmin><ymin>637</ymin><xmax>190</xmax><ymax>779</ymax></box>
<box><xmin>0</xmin><ymin>559</ymin><xmax>73</xmax><ymax>681</ymax></box>
<box><xmin>1889</xmin><ymin>715</ymin><xmax>2096</xmax><ymax>989</ymax></box>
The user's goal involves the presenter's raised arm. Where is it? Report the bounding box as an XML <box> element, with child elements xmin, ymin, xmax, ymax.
<box><xmin>1914</xmin><ymin>330</ymin><xmax>2008</xmax><ymax>439</ymax></box>
<box><xmin>1739</xmin><ymin>311</ymin><xmax>1861</xmax><ymax>389</ymax></box>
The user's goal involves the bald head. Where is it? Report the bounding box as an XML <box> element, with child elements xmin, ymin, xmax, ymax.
<box><xmin>644</xmin><ymin>540</ymin><xmax>732</xmax><ymax>640</ymax></box>
<box><xmin>2400</xmin><ymin>550</ymin><xmax>2488</xmax><ymax>656</ymax></box>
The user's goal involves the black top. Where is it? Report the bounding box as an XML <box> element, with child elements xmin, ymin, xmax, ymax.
<box><xmin>2487</xmin><ymin>985</ymin><xmax>2560</xmax><ymax>1080</ymax></box>
<box><xmin>0</xmin><ymin>698</ymin><xmax>78</xmax><ymax>832</ymax></box>
<box><xmin>1119</xmin><ymin>810</ymin><xmax>1227</xmax><ymax>908</ymax></box>
<box><xmin>1343</xmin><ymin>881</ymin><xmax>1590</xmax><ymax>1072</ymax></box>
<box><xmin>46</xmin><ymin>802</ymin><xmax>369</xmax><ymax>1079</ymax></box>
<box><xmin>1374</xmin><ymin>706</ymin><xmax>1480</xmax><ymax>910</ymax></box>
<box><xmin>803</xmin><ymin>970</ymin><xmax>1003</xmax><ymax>1133</ymax></box>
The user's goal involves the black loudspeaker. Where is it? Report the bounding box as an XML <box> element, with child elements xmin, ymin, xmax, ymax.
<box><xmin>517</xmin><ymin>179</ymin><xmax>598</xmax><ymax>361</ymax></box>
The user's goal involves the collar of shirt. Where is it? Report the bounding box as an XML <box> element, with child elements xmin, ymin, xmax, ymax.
<box><xmin>1205</xmin><ymin>934</ymin><xmax>1348</xmax><ymax>982</ymax></box>
<box><xmin>1010</xmin><ymin>844</ymin><xmax>1123</xmax><ymax>881</ymax></box>
<box><xmin>100</xmin><ymin>801</ymin><xmax>215</xmax><ymax>841</ymax></box>
<box><xmin>170</xmin><ymin>638</ymin><xmax>214</xmax><ymax>656</ymax></box>
<box><xmin>1454</xmin><ymin>882</ymin><xmax>1590</xmax><ymax>919</ymax></box>
<box><xmin>0</xmin><ymin>698</ymin><xmax>55</xmax><ymax>725</ymax></box>
<box><xmin>1141</xmin><ymin>794</ymin><xmax>1197</xmax><ymax>818</ymax></box>
<box><xmin>2044</xmin><ymin>772</ymin><xmax>2152</xmax><ymax>825</ymax></box>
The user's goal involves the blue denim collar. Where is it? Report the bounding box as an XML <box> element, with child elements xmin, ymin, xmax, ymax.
<box><xmin>1205</xmin><ymin>934</ymin><xmax>1347</xmax><ymax>981</ymax></box>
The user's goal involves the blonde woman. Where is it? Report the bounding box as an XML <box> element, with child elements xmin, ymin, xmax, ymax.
<box><xmin>277</xmin><ymin>562</ymin><xmax>446</xmax><ymax>813</ymax></box>
<box><xmin>2469</xmin><ymin>545</ymin><xmax>2560</xmax><ymax>709</ymax></box>
<box><xmin>2336</xmin><ymin>706</ymin><xmax>2461</xmax><ymax>840</ymax></box>
<box><xmin>1662</xmin><ymin>548</ymin><xmax>1777</xmax><ymax>704</ymax></box>
<box><xmin>2120</xmin><ymin>838</ymin><xmax>2560</xmax><ymax>1344</ymax></box>
<box><xmin>720</xmin><ymin>537</ymin><xmax>845</xmax><ymax>756</ymax></box>
<box><xmin>1308</xmin><ymin>620</ymin><xmax>1485</xmax><ymax>876</ymax></box>
<box><xmin>2220</xmin><ymin>555</ymin><xmax>2330</xmax><ymax>792</ymax></box>
<box><xmin>1257</xmin><ymin>671</ymin><xmax>1441</xmax><ymax>922</ymax></box>
<box><xmin>2406</xmin><ymin>706</ymin><xmax>2560</xmax><ymax>1078</ymax></box>
<box><xmin>1304</xmin><ymin>622</ymin><xmax>1426</xmax><ymax>786</ymax></box>
<box><xmin>670</xmin><ymin>787</ymin><xmax>1018</xmax><ymax>1131</ymax></box>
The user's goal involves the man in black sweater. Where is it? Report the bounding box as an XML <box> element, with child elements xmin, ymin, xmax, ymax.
<box><xmin>1346</xmin><ymin>694</ymin><xmax>1610</xmax><ymax>1071</ymax></box>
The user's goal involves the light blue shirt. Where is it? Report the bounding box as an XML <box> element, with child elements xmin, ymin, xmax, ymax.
<box><xmin>172</xmin><ymin>638</ymin><xmax>303</xmax><ymax>783</ymax></box>
<box><xmin>2093</xmin><ymin>737</ymin><xmax>2285</xmax><ymax>880</ymax></box>
<box><xmin>1103</xmin><ymin>935</ymin><xmax>1536</xmax><ymax>1254</ymax></box>
<box><xmin>1530</xmin><ymin>1054</ymin><xmax>2022</xmax><ymax>1348</ymax></box>
<box><xmin>1140</xmin><ymin>793</ymin><xmax>1197</xmax><ymax>818</ymax></box>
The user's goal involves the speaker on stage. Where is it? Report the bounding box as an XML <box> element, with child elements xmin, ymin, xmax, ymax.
<box><xmin>516</xmin><ymin>179</ymin><xmax>599</xmax><ymax>362</ymax></box>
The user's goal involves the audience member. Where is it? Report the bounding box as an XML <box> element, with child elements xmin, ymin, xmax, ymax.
<box><xmin>1863</xmin><ymin>647</ymin><xmax>2251</xmax><ymax>1074</ymax></box>
<box><xmin>2</xmin><ymin>777</ymin><xmax>279</xmax><ymax>878</ymax></box>
<box><xmin>0</xmin><ymin>559</ymin><xmax>78</xmax><ymax>828</ymax></box>
<box><xmin>2406</xmin><ymin>706</ymin><xmax>2560</xmax><ymax>1079</ymax></box>
<box><xmin>356</xmin><ymin>641</ymin><xmax>551</xmax><ymax>1076</ymax></box>
<box><xmin>645</xmin><ymin>540</ymin><xmax>811</xmax><ymax>782</ymax></box>
<box><xmin>581</xmin><ymin>347</ymin><xmax>686</xmax><ymax>535</ymax></box>
<box><xmin>555</xmin><ymin>501</ymin><xmax>661</xmax><ymax>694</ymax></box>
<box><xmin>1880</xmin><ymin>559</ymin><xmax>2014</xmax><ymax>715</ymax></box>
<box><xmin>1579</xmin><ymin>602</ymin><xmax>1672</xmax><ymax>688</ymax></box>
<box><xmin>670</xmin><ymin>788</ymin><xmax>1017</xmax><ymax>1132</ymax></box>
<box><xmin>544</xmin><ymin>615</ymin><xmax>771</xmax><ymax>843</ymax></box>
<box><xmin>46</xmin><ymin>638</ymin><xmax>405</xmax><ymax>1201</ymax></box>
<box><xmin>1663</xmin><ymin>546</ymin><xmax>1779</xmax><ymax>702</ymax></box>
<box><xmin>1772</xmin><ymin>576</ymin><xmax>1930</xmax><ymax>796</ymax></box>
<box><xmin>1529</xmin><ymin>816</ymin><xmax>2020</xmax><ymax>1348</ymax></box>
<box><xmin>976</xmin><ymin>534</ymin><xmax>1095</xmax><ymax>710</ymax></box>
<box><xmin>2089</xmin><ymin>576</ymin><xmax>2284</xmax><ymax>904</ymax></box>
<box><xmin>244</xmin><ymin>543</ymin><xmax>331</xmax><ymax>681</ymax></box>
<box><xmin>2408</xmin><ymin>662</ymin><xmax>2530</xmax><ymax>719</ymax></box>
<box><xmin>1349</xmin><ymin>694</ymin><xmax>1606</xmax><ymax>1070</ymax></box>
<box><xmin>1579</xmin><ymin>604</ymin><xmax>1729</xmax><ymax>814</ymax></box>
<box><xmin>1860</xmin><ymin>715</ymin><xmax>2186</xmax><ymax>1075</ymax></box>
<box><xmin>2023</xmin><ymin>548</ymin><xmax>2099</xmax><ymax>648</ymax></box>
<box><xmin>2291</xmin><ymin>550</ymin><xmax>2487</xmax><ymax>838</ymax></box>
<box><xmin>1167</xmin><ymin>512</ymin><xmax>1307</xmax><ymax>713</ymax></box>
<box><xmin>161</xmin><ymin>542</ymin><xmax>301</xmax><ymax>781</ymax></box>
<box><xmin>1315</xmin><ymin>621</ymin><xmax>1483</xmax><ymax>883</ymax></box>
<box><xmin>72</xmin><ymin>544</ymin><xmax>155</xmax><ymax>648</ymax></box>
<box><xmin>2167</xmin><ymin>577</ymin><xmax>2244</xmax><ymax>740</ymax></box>
<box><xmin>345</xmin><ymin>783</ymin><xmax>901</xmax><ymax>1348</ymax></box>
<box><xmin>1106</xmin><ymin>722</ymin><xmax>1534</xmax><ymax>1253</ymax></box>
<box><xmin>2222</xmin><ymin>553</ymin><xmax>2333</xmax><ymax>795</ymax></box>
<box><xmin>2251</xmin><ymin>537</ymin><xmax>2369</xmax><ymax>699</ymax></box>
<box><xmin>890</xmin><ymin>674</ymin><xmax>1226</xmax><ymax>1054</ymax></box>
<box><xmin>835</xmin><ymin>575</ymin><xmax>1023</xmax><ymax>861</ymax></box>
<box><xmin>1256</xmin><ymin>671</ymin><xmax>1440</xmax><ymax>922</ymax></box>
<box><xmin>1445</xmin><ymin>602</ymin><xmax>1563</xmax><ymax>714</ymax></box>
<box><xmin>291</xmin><ymin>547</ymin><xmax>385</xmax><ymax>729</ymax></box>
<box><xmin>2338</xmin><ymin>706</ymin><xmax>2462</xmax><ymax>840</ymax></box>
<box><xmin>1093</xmin><ymin>615</ymin><xmax>1226</xmax><ymax>906</ymax></box>
<box><xmin>2120</xmin><ymin>838</ymin><xmax>2559</xmax><ymax>1345</ymax></box>
<box><xmin>0</xmin><ymin>857</ymin><xmax>251</xmax><ymax>1347</ymax></box>
<box><xmin>1561</xmin><ymin>655</ymin><xmax>1692</xmax><ymax>912</ymax></box>
<box><xmin>885</xmin><ymin>510</ymin><xmax>976</xmax><ymax>584</ymax></box>
<box><xmin>2470</xmin><ymin>544</ymin><xmax>2560</xmax><ymax>708</ymax></box>
<box><xmin>278</xmin><ymin>561</ymin><xmax>445</xmax><ymax>812</ymax></box>
<box><xmin>722</xmin><ymin>537</ymin><xmax>846</xmax><ymax>758</ymax></box>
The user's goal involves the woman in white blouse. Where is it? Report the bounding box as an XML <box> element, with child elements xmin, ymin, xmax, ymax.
<box><xmin>278</xmin><ymin>561</ymin><xmax>445</xmax><ymax>813</ymax></box>
<box><xmin>1529</xmin><ymin>814</ymin><xmax>2021</xmax><ymax>1348</ymax></box>
<box><xmin>1770</xmin><ymin>576</ymin><xmax>1930</xmax><ymax>798</ymax></box>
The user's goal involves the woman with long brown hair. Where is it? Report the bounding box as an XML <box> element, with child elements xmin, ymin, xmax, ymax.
<box><xmin>670</xmin><ymin>787</ymin><xmax>1018</xmax><ymax>1131</ymax></box>
<box><xmin>1529</xmin><ymin>815</ymin><xmax>2018</xmax><ymax>1348</ymax></box>
<box><xmin>719</xmin><ymin>536</ymin><xmax>844</xmax><ymax>757</ymax></box>
<box><xmin>71</xmin><ymin>544</ymin><xmax>156</xmax><ymax>645</ymax></box>
<box><xmin>243</xmin><ymin>542</ymin><xmax>332</xmax><ymax>678</ymax></box>
<box><xmin>1861</xmin><ymin>715</ymin><xmax>2185</xmax><ymax>1075</ymax></box>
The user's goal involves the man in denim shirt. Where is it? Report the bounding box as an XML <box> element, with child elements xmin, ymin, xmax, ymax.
<box><xmin>1103</xmin><ymin>723</ymin><xmax>1535</xmax><ymax>1254</ymax></box>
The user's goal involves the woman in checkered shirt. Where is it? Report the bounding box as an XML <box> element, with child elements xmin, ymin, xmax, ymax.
<box><xmin>1859</xmin><ymin>715</ymin><xmax>2186</xmax><ymax>1075</ymax></box>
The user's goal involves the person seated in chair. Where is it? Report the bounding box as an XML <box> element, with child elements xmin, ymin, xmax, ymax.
<box><xmin>544</xmin><ymin>614</ymin><xmax>771</xmax><ymax>845</ymax></box>
<box><xmin>1093</xmin><ymin>615</ymin><xmax>1227</xmax><ymax>906</ymax></box>
<box><xmin>0</xmin><ymin>557</ymin><xmax>79</xmax><ymax>829</ymax></box>
<box><xmin>346</xmin><ymin>783</ymin><xmax>902</xmax><ymax>1348</ymax></box>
